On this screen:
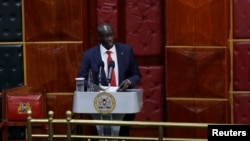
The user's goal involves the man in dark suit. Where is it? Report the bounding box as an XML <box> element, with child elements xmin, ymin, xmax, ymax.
<box><xmin>77</xmin><ymin>22</ymin><xmax>141</xmax><ymax>136</ymax></box>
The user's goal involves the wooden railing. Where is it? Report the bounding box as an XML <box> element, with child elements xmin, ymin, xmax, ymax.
<box><xmin>27</xmin><ymin>110</ymin><xmax>208</xmax><ymax>141</ymax></box>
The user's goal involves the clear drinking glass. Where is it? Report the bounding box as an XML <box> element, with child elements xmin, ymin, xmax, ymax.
<box><xmin>75</xmin><ymin>77</ymin><xmax>85</xmax><ymax>92</ymax></box>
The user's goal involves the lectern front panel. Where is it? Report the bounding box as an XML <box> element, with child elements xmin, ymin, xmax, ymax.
<box><xmin>73</xmin><ymin>89</ymin><xmax>143</xmax><ymax>114</ymax></box>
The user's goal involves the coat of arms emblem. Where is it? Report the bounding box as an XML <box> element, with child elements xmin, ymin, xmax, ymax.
<box><xmin>94</xmin><ymin>92</ymin><xmax>115</xmax><ymax>114</ymax></box>
<box><xmin>18</xmin><ymin>102</ymin><xmax>31</xmax><ymax>114</ymax></box>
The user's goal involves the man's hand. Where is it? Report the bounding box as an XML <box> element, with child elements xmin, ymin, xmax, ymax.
<box><xmin>117</xmin><ymin>79</ymin><xmax>131</xmax><ymax>92</ymax></box>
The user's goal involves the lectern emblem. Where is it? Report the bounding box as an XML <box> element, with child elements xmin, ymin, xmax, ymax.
<box><xmin>94</xmin><ymin>92</ymin><xmax>116</xmax><ymax>114</ymax></box>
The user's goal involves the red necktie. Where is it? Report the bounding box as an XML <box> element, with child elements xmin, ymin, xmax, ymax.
<box><xmin>106</xmin><ymin>51</ymin><xmax>116</xmax><ymax>86</ymax></box>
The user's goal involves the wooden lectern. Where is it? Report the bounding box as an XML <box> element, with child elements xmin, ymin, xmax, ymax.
<box><xmin>72</xmin><ymin>88</ymin><xmax>143</xmax><ymax>136</ymax></box>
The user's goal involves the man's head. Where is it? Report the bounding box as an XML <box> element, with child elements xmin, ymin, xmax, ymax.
<box><xmin>97</xmin><ymin>22</ymin><xmax>115</xmax><ymax>50</ymax></box>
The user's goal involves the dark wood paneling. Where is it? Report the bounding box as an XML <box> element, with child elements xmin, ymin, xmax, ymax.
<box><xmin>24</xmin><ymin>0</ymin><xmax>83</xmax><ymax>41</ymax></box>
<box><xmin>47</xmin><ymin>93</ymin><xmax>73</xmax><ymax>118</ymax></box>
<box><xmin>46</xmin><ymin>93</ymin><xmax>74</xmax><ymax>136</ymax></box>
<box><xmin>166</xmin><ymin>47</ymin><xmax>229</xmax><ymax>98</ymax></box>
<box><xmin>166</xmin><ymin>99</ymin><xmax>230</xmax><ymax>138</ymax></box>
<box><xmin>25</xmin><ymin>43</ymin><xmax>83</xmax><ymax>92</ymax></box>
<box><xmin>166</xmin><ymin>0</ymin><xmax>230</xmax><ymax>46</ymax></box>
<box><xmin>85</xmin><ymin>0</ymin><xmax>98</xmax><ymax>48</ymax></box>
<box><xmin>167</xmin><ymin>99</ymin><xmax>230</xmax><ymax>123</ymax></box>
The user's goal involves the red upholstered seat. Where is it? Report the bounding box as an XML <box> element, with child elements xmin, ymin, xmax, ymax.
<box><xmin>1</xmin><ymin>86</ymin><xmax>48</xmax><ymax>141</ymax></box>
<box><xmin>7</xmin><ymin>94</ymin><xmax>43</xmax><ymax>121</ymax></box>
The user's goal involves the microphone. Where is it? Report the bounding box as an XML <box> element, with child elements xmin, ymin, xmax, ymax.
<box><xmin>98</xmin><ymin>60</ymin><xmax>104</xmax><ymax>83</ymax></box>
<box><xmin>107</xmin><ymin>60</ymin><xmax>115</xmax><ymax>84</ymax></box>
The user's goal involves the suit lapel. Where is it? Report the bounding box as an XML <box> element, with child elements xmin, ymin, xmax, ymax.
<box><xmin>95</xmin><ymin>44</ymin><xmax>102</xmax><ymax>61</ymax></box>
<box><xmin>115</xmin><ymin>44</ymin><xmax>125</xmax><ymax>85</ymax></box>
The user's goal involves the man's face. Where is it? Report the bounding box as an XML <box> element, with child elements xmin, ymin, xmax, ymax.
<box><xmin>98</xmin><ymin>25</ymin><xmax>115</xmax><ymax>50</ymax></box>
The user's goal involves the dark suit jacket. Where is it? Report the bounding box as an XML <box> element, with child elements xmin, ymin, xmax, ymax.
<box><xmin>77</xmin><ymin>42</ymin><xmax>141</xmax><ymax>88</ymax></box>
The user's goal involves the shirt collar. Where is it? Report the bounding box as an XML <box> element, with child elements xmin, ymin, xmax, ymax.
<box><xmin>100</xmin><ymin>44</ymin><xmax>116</xmax><ymax>54</ymax></box>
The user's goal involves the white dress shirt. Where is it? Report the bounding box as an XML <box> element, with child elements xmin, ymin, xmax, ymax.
<box><xmin>100</xmin><ymin>44</ymin><xmax>119</xmax><ymax>86</ymax></box>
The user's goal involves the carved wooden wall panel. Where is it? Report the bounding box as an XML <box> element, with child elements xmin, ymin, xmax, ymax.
<box><xmin>166</xmin><ymin>99</ymin><xmax>230</xmax><ymax>138</ymax></box>
<box><xmin>166</xmin><ymin>0</ymin><xmax>230</xmax><ymax>46</ymax></box>
<box><xmin>165</xmin><ymin>0</ymin><xmax>230</xmax><ymax>138</ymax></box>
<box><xmin>25</xmin><ymin>43</ymin><xmax>83</xmax><ymax>92</ymax></box>
<box><xmin>24</xmin><ymin>0</ymin><xmax>83</xmax><ymax>41</ymax></box>
<box><xmin>167</xmin><ymin>100</ymin><xmax>230</xmax><ymax>123</ymax></box>
<box><xmin>166</xmin><ymin>47</ymin><xmax>229</xmax><ymax>98</ymax></box>
<box><xmin>46</xmin><ymin>93</ymin><xmax>74</xmax><ymax>135</ymax></box>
